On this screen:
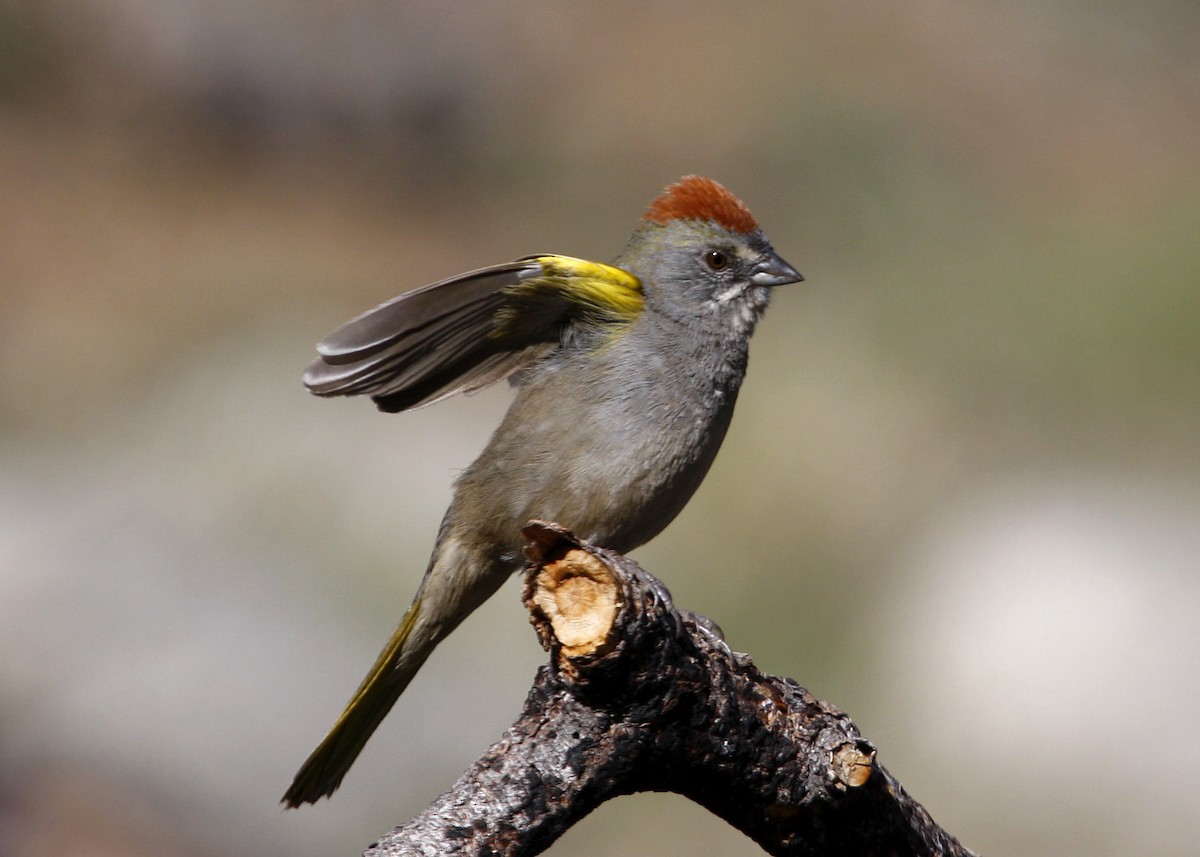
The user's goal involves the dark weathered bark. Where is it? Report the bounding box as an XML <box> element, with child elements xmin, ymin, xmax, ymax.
<box><xmin>364</xmin><ymin>522</ymin><xmax>975</xmax><ymax>857</ymax></box>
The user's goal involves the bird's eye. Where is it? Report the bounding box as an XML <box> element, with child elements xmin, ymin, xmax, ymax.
<box><xmin>702</xmin><ymin>249</ymin><xmax>730</xmax><ymax>271</ymax></box>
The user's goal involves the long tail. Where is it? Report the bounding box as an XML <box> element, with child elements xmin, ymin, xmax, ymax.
<box><xmin>281</xmin><ymin>597</ymin><xmax>432</xmax><ymax>807</ymax></box>
<box><xmin>281</xmin><ymin>533</ymin><xmax>508</xmax><ymax>807</ymax></box>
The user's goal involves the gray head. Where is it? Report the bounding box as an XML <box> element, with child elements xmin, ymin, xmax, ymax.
<box><xmin>616</xmin><ymin>176</ymin><xmax>802</xmax><ymax>338</ymax></box>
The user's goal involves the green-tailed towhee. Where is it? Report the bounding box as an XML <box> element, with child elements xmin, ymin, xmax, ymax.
<box><xmin>283</xmin><ymin>176</ymin><xmax>802</xmax><ymax>806</ymax></box>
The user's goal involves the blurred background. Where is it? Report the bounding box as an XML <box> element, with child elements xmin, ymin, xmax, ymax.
<box><xmin>1</xmin><ymin>2</ymin><xmax>1197</xmax><ymax>855</ymax></box>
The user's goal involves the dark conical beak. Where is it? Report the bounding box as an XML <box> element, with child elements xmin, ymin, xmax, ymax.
<box><xmin>749</xmin><ymin>250</ymin><xmax>804</xmax><ymax>287</ymax></box>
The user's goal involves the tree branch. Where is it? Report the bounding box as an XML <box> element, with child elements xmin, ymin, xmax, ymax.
<box><xmin>364</xmin><ymin>522</ymin><xmax>975</xmax><ymax>857</ymax></box>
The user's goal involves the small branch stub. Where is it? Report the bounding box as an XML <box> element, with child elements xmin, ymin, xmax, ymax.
<box><xmin>833</xmin><ymin>742</ymin><xmax>876</xmax><ymax>788</ymax></box>
<box><xmin>530</xmin><ymin>548</ymin><xmax>619</xmax><ymax>658</ymax></box>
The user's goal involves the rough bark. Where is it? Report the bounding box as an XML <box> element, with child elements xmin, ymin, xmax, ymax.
<box><xmin>364</xmin><ymin>522</ymin><xmax>976</xmax><ymax>857</ymax></box>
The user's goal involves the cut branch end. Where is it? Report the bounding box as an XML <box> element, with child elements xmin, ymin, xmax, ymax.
<box><xmin>532</xmin><ymin>548</ymin><xmax>619</xmax><ymax>657</ymax></box>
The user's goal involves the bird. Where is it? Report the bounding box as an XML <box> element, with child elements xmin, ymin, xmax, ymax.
<box><xmin>283</xmin><ymin>175</ymin><xmax>802</xmax><ymax>806</ymax></box>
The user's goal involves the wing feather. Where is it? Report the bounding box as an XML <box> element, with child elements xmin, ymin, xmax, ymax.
<box><xmin>302</xmin><ymin>260</ymin><xmax>556</xmax><ymax>412</ymax></box>
<box><xmin>302</xmin><ymin>255</ymin><xmax>643</xmax><ymax>413</ymax></box>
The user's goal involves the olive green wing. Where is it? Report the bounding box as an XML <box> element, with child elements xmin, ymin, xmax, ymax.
<box><xmin>302</xmin><ymin>256</ymin><xmax>642</xmax><ymax>413</ymax></box>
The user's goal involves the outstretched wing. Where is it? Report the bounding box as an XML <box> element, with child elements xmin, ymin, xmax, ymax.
<box><xmin>302</xmin><ymin>256</ymin><xmax>642</xmax><ymax>413</ymax></box>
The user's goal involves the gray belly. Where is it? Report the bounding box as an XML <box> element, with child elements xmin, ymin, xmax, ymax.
<box><xmin>450</xmin><ymin>349</ymin><xmax>740</xmax><ymax>558</ymax></box>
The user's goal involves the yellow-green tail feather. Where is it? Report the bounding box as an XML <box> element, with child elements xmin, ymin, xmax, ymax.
<box><xmin>282</xmin><ymin>599</ymin><xmax>426</xmax><ymax>807</ymax></box>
